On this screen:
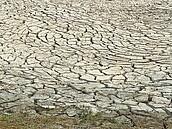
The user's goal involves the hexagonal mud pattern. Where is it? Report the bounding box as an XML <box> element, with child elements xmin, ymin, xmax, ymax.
<box><xmin>0</xmin><ymin>0</ymin><xmax>171</xmax><ymax>121</ymax></box>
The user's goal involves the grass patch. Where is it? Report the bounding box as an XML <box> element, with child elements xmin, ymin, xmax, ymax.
<box><xmin>0</xmin><ymin>109</ymin><xmax>122</xmax><ymax>129</ymax></box>
<box><xmin>0</xmin><ymin>114</ymin><xmax>77</xmax><ymax>129</ymax></box>
<box><xmin>0</xmin><ymin>108</ymin><xmax>171</xmax><ymax>129</ymax></box>
<box><xmin>78</xmin><ymin>108</ymin><xmax>121</xmax><ymax>128</ymax></box>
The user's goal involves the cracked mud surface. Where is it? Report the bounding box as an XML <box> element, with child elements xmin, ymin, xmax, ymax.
<box><xmin>0</xmin><ymin>0</ymin><xmax>172</xmax><ymax>127</ymax></box>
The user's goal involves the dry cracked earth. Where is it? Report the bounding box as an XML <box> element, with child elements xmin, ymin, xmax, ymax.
<box><xmin>0</xmin><ymin>0</ymin><xmax>172</xmax><ymax>128</ymax></box>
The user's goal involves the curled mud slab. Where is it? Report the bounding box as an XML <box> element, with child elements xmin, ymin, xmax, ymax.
<box><xmin>0</xmin><ymin>0</ymin><xmax>172</xmax><ymax>128</ymax></box>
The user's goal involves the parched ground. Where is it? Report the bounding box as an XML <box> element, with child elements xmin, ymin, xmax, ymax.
<box><xmin>0</xmin><ymin>0</ymin><xmax>172</xmax><ymax>128</ymax></box>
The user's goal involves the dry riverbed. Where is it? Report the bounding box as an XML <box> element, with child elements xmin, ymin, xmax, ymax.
<box><xmin>0</xmin><ymin>0</ymin><xmax>172</xmax><ymax>128</ymax></box>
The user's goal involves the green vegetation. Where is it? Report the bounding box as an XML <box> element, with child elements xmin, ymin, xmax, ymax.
<box><xmin>0</xmin><ymin>109</ymin><xmax>122</xmax><ymax>129</ymax></box>
<box><xmin>0</xmin><ymin>114</ymin><xmax>76</xmax><ymax>129</ymax></box>
<box><xmin>0</xmin><ymin>108</ymin><xmax>171</xmax><ymax>129</ymax></box>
